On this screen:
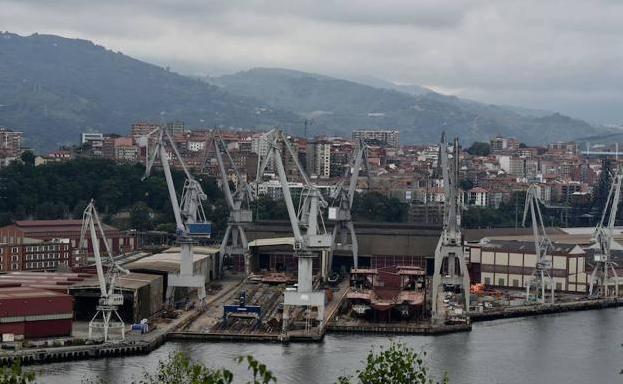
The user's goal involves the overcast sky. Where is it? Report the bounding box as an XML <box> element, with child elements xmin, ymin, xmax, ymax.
<box><xmin>2</xmin><ymin>0</ymin><xmax>623</xmax><ymax>124</ymax></box>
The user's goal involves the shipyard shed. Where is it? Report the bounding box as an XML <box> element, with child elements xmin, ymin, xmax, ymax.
<box><xmin>0</xmin><ymin>287</ymin><xmax>73</xmax><ymax>339</ymax></box>
<box><xmin>124</xmin><ymin>246</ymin><xmax>218</xmax><ymax>301</ymax></box>
<box><xmin>69</xmin><ymin>272</ymin><xmax>163</xmax><ymax>323</ymax></box>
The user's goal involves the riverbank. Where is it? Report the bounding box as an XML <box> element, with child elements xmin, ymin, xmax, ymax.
<box><xmin>2</xmin><ymin>286</ymin><xmax>621</xmax><ymax>367</ymax></box>
<box><xmin>33</xmin><ymin>307</ymin><xmax>623</xmax><ymax>384</ymax></box>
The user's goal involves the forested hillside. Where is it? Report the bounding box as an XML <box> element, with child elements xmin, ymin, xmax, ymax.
<box><xmin>0</xmin><ymin>32</ymin><xmax>298</xmax><ymax>151</ymax></box>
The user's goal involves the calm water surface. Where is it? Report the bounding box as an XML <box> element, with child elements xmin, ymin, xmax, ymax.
<box><xmin>36</xmin><ymin>307</ymin><xmax>623</xmax><ymax>383</ymax></box>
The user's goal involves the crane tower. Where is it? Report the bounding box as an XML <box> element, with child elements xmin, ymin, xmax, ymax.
<box><xmin>257</xmin><ymin>130</ymin><xmax>332</xmax><ymax>333</ymax></box>
<box><xmin>589</xmin><ymin>167</ymin><xmax>622</xmax><ymax>298</ymax></box>
<box><xmin>328</xmin><ymin>139</ymin><xmax>368</xmax><ymax>270</ymax></box>
<box><xmin>431</xmin><ymin>134</ymin><xmax>470</xmax><ymax>321</ymax></box>
<box><xmin>79</xmin><ymin>199</ymin><xmax>129</xmax><ymax>342</ymax></box>
<box><xmin>522</xmin><ymin>185</ymin><xmax>555</xmax><ymax>304</ymax></box>
<box><xmin>142</xmin><ymin>126</ymin><xmax>211</xmax><ymax>303</ymax></box>
<box><xmin>207</xmin><ymin>133</ymin><xmax>254</xmax><ymax>276</ymax></box>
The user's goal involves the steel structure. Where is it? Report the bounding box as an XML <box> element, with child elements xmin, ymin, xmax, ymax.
<box><xmin>208</xmin><ymin>133</ymin><xmax>254</xmax><ymax>276</ymax></box>
<box><xmin>431</xmin><ymin>134</ymin><xmax>470</xmax><ymax>321</ymax></box>
<box><xmin>522</xmin><ymin>185</ymin><xmax>555</xmax><ymax>304</ymax></box>
<box><xmin>79</xmin><ymin>199</ymin><xmax>129</xmax><ymax>342</ymax></box>
<box><xmin>257</xmin><ymin>130</ymin><xmax>332</xmax><ymax>332</ymax></box>
<box><xmin>589</xmin><ymin>167</ymin><xmax>622</xmax><ymax>297</ymax></box>
<box><xmin>143</xmin><ymin>126</ymin><xmax>210</xmax><ymax>303</ymax></box>
<box><xmin>328</xmin><ymin>140</ymin><xmax>368</xmax><ymax>269</ymax></box>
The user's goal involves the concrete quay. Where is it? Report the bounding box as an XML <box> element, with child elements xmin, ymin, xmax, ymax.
<box><xmin>470</xmin><ymin>297</ymin><xmax>623</xmax><ymax>322</ymax></box>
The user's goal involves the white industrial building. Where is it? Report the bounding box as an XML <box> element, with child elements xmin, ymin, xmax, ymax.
<box><xmin>467</xmin><ymin>239</ymin><xmax>588</xmax><ymax>293</ymax></box>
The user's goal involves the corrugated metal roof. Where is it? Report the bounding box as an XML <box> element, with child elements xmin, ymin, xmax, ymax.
<box><xmin>475</xmin><ymin>239</ymin><xmax>585</xmax><ymax>256</ymax></box>
<box><xmin>249</xmin><ymin>237</ymin><xmax>295</xmax><ymax>247</ymax></box>
<box><xmin>0</xmin><ymin>286</ymin><xmax>69</xmax><ymax>300</ymax></box>
<box><xmin>69</xmin><ymin>272</ymin><xmax>161</xmax><ymax>291</ymax></box>
<box><xmin>7</xmin><ymin>219</ymin><xmax>117</xmax><ymax>234</ymax></box>
<box><xmin>124</xmin><ymin>246</ymin><xmax>216</xmax><ymax>274</ymax></box>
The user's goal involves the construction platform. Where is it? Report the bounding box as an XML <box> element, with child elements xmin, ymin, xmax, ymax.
<box><xmin>170</xmin><ymin>272</ymin><xmax>350</xmax><ymax>342</ymax></box>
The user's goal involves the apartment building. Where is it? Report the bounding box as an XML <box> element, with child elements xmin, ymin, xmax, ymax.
<box><xmin>352</xmin><ymin>130</ymin><xmax>400</xmax><ymax>149</ymax></box>
<box><xmin>0</xmin><ymin>239</ymin><xmax>73</xmax><ymax>272</ymax></box>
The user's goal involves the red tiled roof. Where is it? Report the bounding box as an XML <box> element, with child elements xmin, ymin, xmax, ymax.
<box><xmin>10</xmin><ymin>220</ymin><xmax>116</xmax><ymax>234</ymax></box>
<box><xmin>16</xmin><ymin>220</ymin><xmax>83</xmax><ymax>227</ymax></box>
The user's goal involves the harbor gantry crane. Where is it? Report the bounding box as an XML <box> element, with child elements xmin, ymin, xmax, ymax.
<box><xmin>257</xmin><ymin>130</ymin><xmax>332</xmax><ymax>333</ymax></box>
<box><xmin>522</xmin><ymin>185</ymin><xmax>555</xmax><ymax>304</ymax></box>
<box><xmin>328</xmin><ymin>139</ymin><xmax>369</xmax><ymax>269</ymax></box>
<box><xmin>79</xmin><ymin>199</ymin><xmax>129</xmax><ymax>342</ymax></box>
<box><xmin>431</xmin><ymin>133</ymin><xmax>470</xmax><ymax>322</ymax></box>
<box><xmin>209</xmin><ymin>133</ymin><xmax>254</xmax><ymax>276</ymax></box>
<box><xmin>142</xmin><ymin>126</ymin><xmax>211</xmax><ymax>303</ymax></box>
<box><xmin>589</xmin><ymin>166</ymin><xmax>622</xmax><ymax>298</ymax></box>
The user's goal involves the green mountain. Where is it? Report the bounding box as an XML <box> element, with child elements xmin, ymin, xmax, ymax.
<box><xmin>0</xmin><ymin>32</ymin><xmax>610</xmax><ymax>152</ymax></box>
<box><xmin>211</xmin><ymin>68</ymin><xmax>609</xmax><ymax>145</ymax></box>
<box><xmin>0</xmin><ymin>32</ymin><xmax>299</xmax><ymax>152</ymax></box>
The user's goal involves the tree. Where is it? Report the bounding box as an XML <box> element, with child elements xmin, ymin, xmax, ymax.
<box><xmin>135</xmin><ymin>352</ymin><xmax>234</xmax><ymax>384</ymax></box>
<box><xmin>337</xmin><ymin>342</ymin><xmax>447</xmax><ymax>384</ymax></box>
<box><xmin>352</xmin><ymin>192</ymin><xmax>407</xmax><ymax>223</ymax></box>
<box><xmin>130</xmin><ymin>201</ymin><xmax>153</xmax><ymax>231</ymax></box>
<box><xmin>20</xmin><ymin>151</ymin><xmax>35</xmax><ymax>167</ymax></box>
<box><xmin>80</xmin><ymin>352</ymin><xmax>276</xmax><ymax>384</ymax></box>
<box><xmin>0</xmin><ymin>360</ymin><xmax>35</xmax><ymax>384</ymax></box>
<box><xmin>466</xmin><ymin>142</ymin><xmax>490</xmax><ymax>156</ymax></box>
<box><xmin>459</xmin><ymin>179</ymin><xmax>473</xmax><ymax>191</ymax></box>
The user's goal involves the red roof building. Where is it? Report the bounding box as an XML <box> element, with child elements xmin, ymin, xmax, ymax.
<box><xmin>0</xmin><ymin>220</ymin><xmax>136</xmax><ymax>267</ymax></box>
<box><xmin>0</xmin><ymin>287</ymin><xmax>73</xmax><ymax>339</ymax></box>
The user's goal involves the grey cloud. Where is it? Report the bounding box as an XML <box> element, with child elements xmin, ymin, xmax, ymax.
<box><xmin>1</xmin><ymin>0</ymin><xmax>623</xmax><ymax>123</ymax></box>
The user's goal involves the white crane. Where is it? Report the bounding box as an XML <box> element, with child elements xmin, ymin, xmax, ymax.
<box><xmin>142</xmin><ymin>125</ymin><xmax>210</xmax><ymax>303</ymax></box>
<box><xmin>257</xmin><ymin>130</ymin><xmax>332</xmax><ymax>332</ymax></box>
<box><xmin>431</xmin><ymin>134</ymin><xmax>470</xmax><ymax>321</ymax></box>
<box><xmin>79</xmin><ymin>199</ymin><xmax>129</xmax><ymax>342</ymax></box>
<box><xmin>589</xmin><ymin>166</ymin><xmax>622</xmax><ymax>298</ymax></box>
<box><xmin>522</xmin><ymin>185</ymin><xmax>555</xmax><ymax>304</ymax></box>
<box><xmin>328</xmin><ymin>139</ymin><xmax>368</xmax><ymax>269</ymax></box>
<box><xmin>208</xmin><ymin>133</ymin><xmax>254</xmax><ymax>276</ymax></box>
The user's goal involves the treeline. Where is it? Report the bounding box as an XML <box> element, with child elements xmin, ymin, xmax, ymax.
<box><xmin>0</xmin><ymin>158</ymin><xmax>407</xmax><ymax>236</ymax></box>
<box><xmin>0</xmin><ymin>158</ymin><xmax>225</xmax><ymax>232</ymax></box>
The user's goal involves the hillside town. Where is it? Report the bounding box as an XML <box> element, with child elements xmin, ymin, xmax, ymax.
<box><xmin>1</xmin><ymin>122</ymin><xmax>615</xmax><ymax>224</ymax></box>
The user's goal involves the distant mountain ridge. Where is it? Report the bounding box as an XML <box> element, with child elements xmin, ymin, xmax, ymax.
<box><xmin>0</xmin><ymin>32</ymin><xmax>611</xmax><ymax>152</ymax></box>
<box><xmin>211</xmin><ymin>67</ymin><xmax>609</xmax><ymax>145</ymax></box>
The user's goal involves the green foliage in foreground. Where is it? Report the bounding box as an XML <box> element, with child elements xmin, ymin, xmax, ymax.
<box><xmin>2</xmin><ymin>342</ymin><xmax>443</xmax><ymax>384</ymax></box>
<box><xmin>336</xmin><ymin>342</ymin><xmax>447</xmax><ymax>384</ymax></box>
<box><xmin>0</xmin><ymin>361</ymin><xmax>35</xmax><ymax>384</ymax></box>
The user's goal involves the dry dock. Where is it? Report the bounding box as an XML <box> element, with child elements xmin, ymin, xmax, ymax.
<box><xmin>169</xmin><ymin>276</ymin><xmax>350</xmax><ymax>342</ymax></box>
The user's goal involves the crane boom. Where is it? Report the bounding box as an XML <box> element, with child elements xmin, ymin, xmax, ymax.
<box><xmin>348</xmin><ymin>140</ymin><xmax>368</xmax><ymax>208</ymax></box>
<box><xmin>214</xmin><ymin>136</ymin><xmax>236</xmax><ymax>210</ymax></box>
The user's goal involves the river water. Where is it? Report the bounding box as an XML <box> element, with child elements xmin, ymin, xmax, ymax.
<box><xmin>36</xmin><ymin>307</ymin><xmax>622</xmax><ymax>384</ymax></box>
